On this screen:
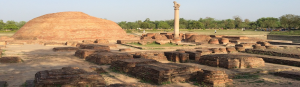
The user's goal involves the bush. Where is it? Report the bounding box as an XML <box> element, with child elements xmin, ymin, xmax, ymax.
<box><xmin>126</xmin><ymin>30</ymin><xmax>133</xmax><ymax>33</ymax></box>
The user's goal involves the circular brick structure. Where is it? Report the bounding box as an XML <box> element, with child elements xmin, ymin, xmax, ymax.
<box><xmin>208</xmin><ymin>38</ymin><xmax>219</xmax><ymax>44</ymax></box>
<box><xmin>219</xmin><ymin>38</ymin><xmax>229</xmax><ymax>44</ymax></box>
<box><xmin>12</xmin><ymin>11</ymin><xmax>127</xmax><ymax>41</ymax></box>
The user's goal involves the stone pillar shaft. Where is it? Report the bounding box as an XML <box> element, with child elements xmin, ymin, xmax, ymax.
<box><xmin>174</xmin><ymin>9</ymin><xmax>179</xmax><ymax>38</ymax></box>
<box><xmin>173</xmin><ymin>1</ymin><xmax>180</xmax><ymax>40</ymax></box>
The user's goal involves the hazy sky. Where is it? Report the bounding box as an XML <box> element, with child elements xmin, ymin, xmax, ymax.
<box><xmin>1</xmin><ymin>0</ymin><xmax>300</xmax><ymax>22</ymax></box>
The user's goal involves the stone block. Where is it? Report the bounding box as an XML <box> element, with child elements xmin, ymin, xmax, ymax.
<box><xmin>86</xmin><ymin>52</ymin><xmax>133</xmax><ymax>65</ymax></box>
<box><xmin>119</xmin><ymin>48</ymin><xmax>131</xmax><ymax>52</ymax></box>
<box><xmin>95</xmin><ymin>39</ymin><xmax>109</xmax><ymax>44</ymax></box>
<box><xmin>53</xmin><ymin>47</ymin><xmax>79</xmax><ymax>52</ymax></box>
<box><xmin>0</xmin><ymin>57</ymin><xmax>22</xmax><ymax>63</ymax></box>
<box><xmin>75</xmin><ymin>49</ymin><xmax>109</xmax><ymax>59</ymax></box>
<box><xmin>110</xmin><ymin>58</ymin><xmax>159</xmax><ymax>73</ymax></box>
<box><xmin>78</xmin><ymin>44</ymin><xmax>110</xmax><ymax>51</ymax></box>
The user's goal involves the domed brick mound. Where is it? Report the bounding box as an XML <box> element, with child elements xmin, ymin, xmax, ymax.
<box><xmin>12</xmin><ymin>11</ymin><xmax>127</xmax><ymax>41</ymax></box>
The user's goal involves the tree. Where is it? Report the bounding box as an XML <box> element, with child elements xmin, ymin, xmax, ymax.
<box><xmin>4</xmin><ymin>24</ymin><xmax>18</xmax><ymax>31</ymax></box>
<box><xmin>225</xmin><ymin>19</ymin><xmax>235</xmax><ymax>29</ymax></box>
<box><xmin>127</xmin><ymin>22</ymin><xmax>139</xmax><ymax>29</ymax></box>
<box><xmin>144</xmin><ymin>18</ymin><xmax>151</xmax><ymax>23</ymax></box>
<box><xmin>149</xmin><ymin>23</ymin><xmax>156</xmax><ymax>29</ymax></box>
<box><xmin>16</xmin><ymin>21</ymin><xmax>26</xmax><ymax>28</ymax></box>
<box><xmin>279</xmin><ymin>14</ymin><xmax>300</xmax><ymax>30</ymax></box>
<box><xmin>157</xmin><ymin>22</ymin><xmax>170</xmax><ymax>29</ymax></box>
<box><xmin>140</xmin><ymin>22</ymin><xmax>149</xmax><ymax>29</ymax></box>
<box><xmin>203</xmin><ymin>17</ymin><xmax>215</xmax><ymax>29</ymax></box>
<box><xmin>0</xmin><ymin>20</ymin><xmax>5</xmax><ymax>30</ymax></box>
<box><xmin>118</xmin><ymin>21</ymin><xmax>128</xmax><ymax>29</ymax></box>
<box><xmin>234</xmin><ymin>16</ymin><xmax>242</xmax><ymax>29</ymax></box>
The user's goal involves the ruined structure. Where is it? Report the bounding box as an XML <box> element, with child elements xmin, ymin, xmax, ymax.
<box><xmin>12</xmin><ymin>12</ymin><xmax>128</xmax><ymax>41</ymax></box>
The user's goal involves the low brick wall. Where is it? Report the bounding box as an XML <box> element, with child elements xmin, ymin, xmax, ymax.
<box><xmin>267</xmin><ymin>35</ymin><xmax>300</xmax><ymax>43</ymax></box>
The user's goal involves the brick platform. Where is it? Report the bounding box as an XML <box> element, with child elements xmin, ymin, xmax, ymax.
<box><xmin>196</xmin><ymin>70</ymin><xmax>233</xmax><ymax>87</ymax></box>
<box><xmin>85</xmin><ymin>52</ymin><xmax>133</xmax><ymax>65</ymax></box>
<box><xmin>185</xmin><ymin>51</ymin><xmax>201</xmax><ymax>61</ymax></box>
<box><xmin>131</xmin><ymin>63</ymin><xmax>201</xmax><ymax>84</ymax></box>
<box><xmin>199</xmin><ymin>54</ymin><xmax>265</xmax><ymax>69</ymax></box>
<box><xmin>34</xmin><ymin>67</ymin><xmax>106</xmax><ymax>87</ymax></box>
<box><xmin>78</xmin><ymin>44</ymin><xmax>110</xmax><ymax>51</ymax></box>
<box><xmin>274</xmin><ymin>70</ymin><xmax>300</xmax><ymax>80</ymax></box>
<box><xmin>0</xmin><ymin>57</ymin><xmax>22</xmax><ymax>63</ymax></box>
<box><xmin>110</xmin><ymin>58</ymin><xmax>159</xmax><ymax>73</ymax></box>
<box><xmin>75</xmin><ymin>49</ymin><xmax>109</xmax><ymax>59</ymax></box>
<box><xmin>164</xmin><ymin>52</ymin><xmax>189</xmax><ymax>63</ymax></box>
<box><xmin>129</xmin><ymin>51</ymin><xmax>167</xmax><ymax>60</ymax></box>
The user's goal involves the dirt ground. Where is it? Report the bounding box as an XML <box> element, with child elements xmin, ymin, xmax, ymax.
<box><xmin>1</xmin><ymin>44</ymin><xmax>300</xmax><ymax>87</ymax></box>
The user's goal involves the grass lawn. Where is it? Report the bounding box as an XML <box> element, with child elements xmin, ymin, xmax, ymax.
<box><xmin>0</xmin><ymin>31</ymin><xmax>16</xmax><ymax>37</ymax></box>
<box><xmin>269</xmin><ymin>30</ymin><xmax>300</xmax><ymax>35</ymax></box>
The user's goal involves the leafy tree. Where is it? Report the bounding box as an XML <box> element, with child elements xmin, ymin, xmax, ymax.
<box><xmin>234</xmin><ymin>16</ymin><xmax>242</xmax><ymax>29</ymax></box>
<box><xmin>179</xmin><ymin>24</ymin><xmax>186</xmax><ymax>29</ymax></box>
<box><xmin>127</xmin><ymin>22</ymin><xmax>139</xmax><ymax>29</ymax></box>
<box><xmin>118</xmin><ymin>21</ymin><xmax>128</xmax><ymax>29</ymax></box>
<box><xmin>4</xmin><ymin>24</ymin><xmax>18</xmax><ymax>31</ymax></box>
<box><xmin>144</xmin><ymin>18</ymin><xmax>151</xmax><ymax>23</ymax></box>
<box><xmin>16</xmin><ymin>21</ymin><xmax>26</xmax><ymax>28</ymax></box>
<box><xmin>279</xmin><ymin>14</ymin><xmax>300</xmax><ymax>30</ymax></box>
<box><xmin>0</xmin><ymin>20</ymin><xmax>5</xmax><ymax>30</ymax></box>
<box><xmin>140</xmin><ymin>22</ymin><xmax>149</xmax><ymax>29</ymax></box>
<box><xmin>157</xmin><ymin>22</ymin><xmax>170</xmax><ymax>29</ymax></box>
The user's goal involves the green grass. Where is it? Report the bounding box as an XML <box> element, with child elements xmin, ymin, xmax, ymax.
<box><xmin>128</xmin><ymin>41</ymin><xmax>182</xmax><ymax>47</ymax></box>
<box><xmin>269</xmin><ymin>30</ymin><xmax>300</xmax><ymax>35</ymax></box>
<box><xmin>233</xmin><ymin>74</ymin><xmax>260</xmax><ymax>79</ymax></box>
<box><xmin>0</xmin><ymin>30</ymin><xmax>17</xmax><ymax>33</ymax></box>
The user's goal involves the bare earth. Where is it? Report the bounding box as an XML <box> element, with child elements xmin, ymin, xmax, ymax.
<box><xmin>1</xmin><ymin>44</ymin><xmax>300</xmax><ymax>87</ymax></box>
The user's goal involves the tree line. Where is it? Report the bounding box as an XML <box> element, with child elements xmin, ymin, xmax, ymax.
<box><xmin>0</xmin><ymin>20</ymin><xmax>26</xmax><ymax>31</ymax></box>
<box><xmin>118</xmin><ymin>14</ymin><xmax>300</xmax><ymax>31</ymax></box>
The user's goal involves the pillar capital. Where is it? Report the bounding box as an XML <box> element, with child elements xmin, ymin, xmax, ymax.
<box><xmin>173</xmin><ymin>1</ymin><xmax>180</xmax><ymax>10</ymax></box>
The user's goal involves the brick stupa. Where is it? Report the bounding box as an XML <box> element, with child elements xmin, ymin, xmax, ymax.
<box><xmin>12</xmin><ymin>11</ymin><xmax>128</xmax><ymax>41</ymax></box>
